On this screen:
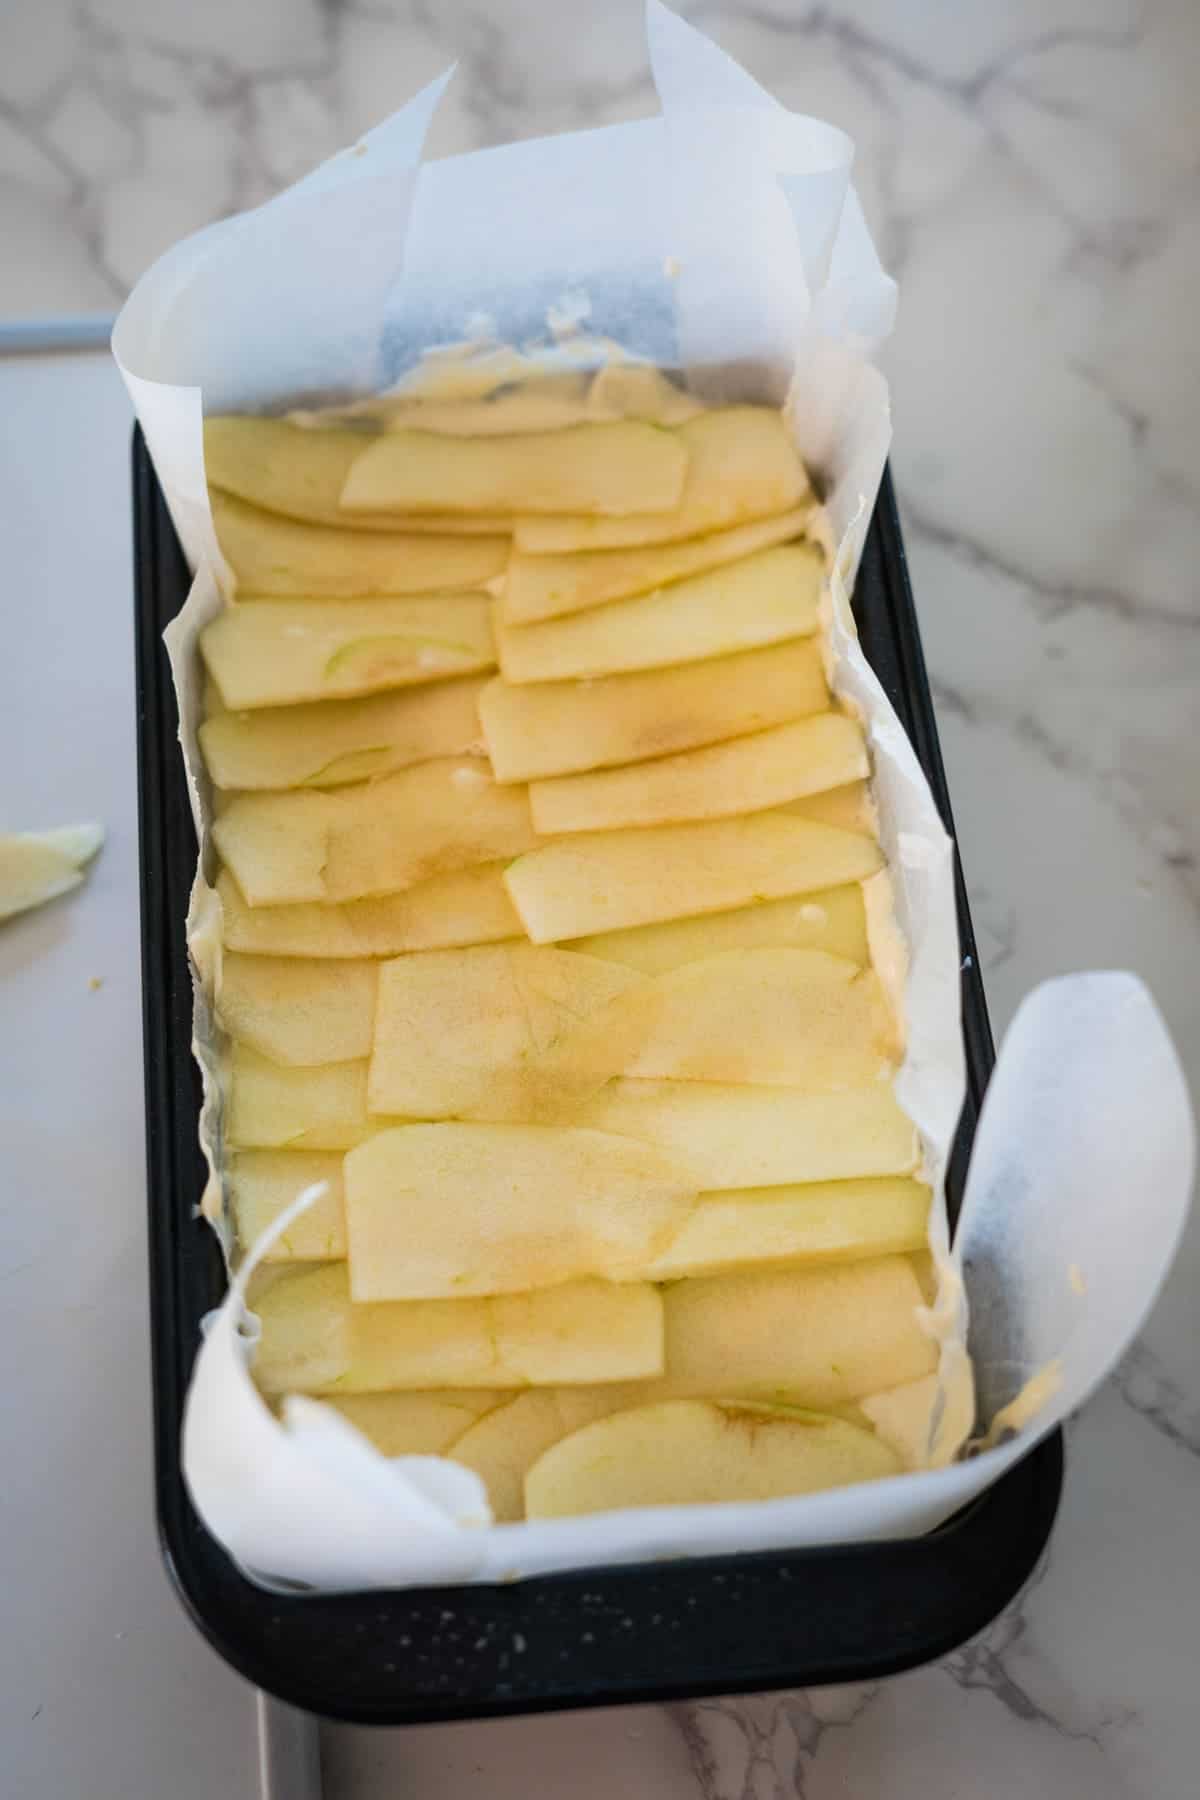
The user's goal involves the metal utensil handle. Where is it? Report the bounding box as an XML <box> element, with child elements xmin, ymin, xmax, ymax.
<box><xmin>257</xmin><ymin>1693</ymin><xmax>323</xmax><ymax>1799</ymax></box>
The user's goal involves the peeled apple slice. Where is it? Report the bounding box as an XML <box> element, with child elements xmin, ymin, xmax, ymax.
<box><xmin>497</xmin><ymin>544</ymin><xmax>821</xmax><ymax>684</ymax></box>
<box><xmin>449</xmin><ymin>1388</ymin><xmax>629</xmax><ymax>1522</ymax></box>
<box><xmin>0</xmin><ymin>823</ymin><xmax>104</xmax><ymax>921</ymax></box>
<box><xmin>504</xmin><ymin>814</ymin><xmax>883</xmax><ymax>942</ymax></box>
<box><xmin>529</xmin><ymin>714</ymin><xmax>868</xmax><ymax>834</ymax></box>
<box><xmin>513</xmin><ymin>407</ymin><xmax>810</xmax><ymax>552</ymax></box>
<box><xmin>228</xmin><ymin>1149</ymin><xmax>348</xmax><ymax>1259</ymax></box>
<box><xmin>501</xmin><ymin>504</ymin><xmax>811</xmax><ymax>624</ymax></box>
<box><xmin>216</xmin><ymin>864</ymin><xmax>520</xmax><ymax>959</ymax></box>
<box><xmin>342</xmin><ymin>1123</ymin><xmax>696</xmax><ymax>1300</ymax></box>
<box><xmin>226</xmin><ymin>1046</ymin><xmax>404</xmax><ymax>1150</ymax></box>
<box><xmin>572</xmin><ymin>885</ymin><xmax>869</xmax><ymax>972</ymax></box>
<box><xmin>340</xmin><ymin>420</ymin><xmax>688</xmax><ymax>517</ymax></box>
<box><xmin>786</xmin><ymin>782</ymin><xmax>875</xmax><ymax>836</ymax></box>
<box><xmin>524</xmin><ymin>1399</ymin><xmax>901</xmax><ymax>1518</ymax></box>
<box><xmin>327</xmin><ymin>1390</ymin><xmax>510</xmax><ymax>1457</ymax></box>
<box><xmin>479</xmin><ymin>639</ymin><xmax>828</xmax><ymax>782</ymax></box>
<box><xmin>216</xmin><ymin>953</ymin><xmax>377</xmax><ymax>1066</ymax></box>
<box><xmin>200</xmin><ymin>596</ymin><xmax>495</xmax><ymax>710</ymax></box>
<box><xmin>251</xmin><ymin>1262</ymin><xmax>665</xmax><ymax>1394</ymax></box>
<box><xmin>210</xmin><ymin>491</ymin><xmax>508</xmax><ymax>597</ymax></box>
<box><xmin>640</xmin><ymin>1177</ymin><xmax>932</xmax><ymax>1279</ymax></box>
<box><xmin>204</xmin><ymin>417</ymin><xmax>371</xmax><ymax>526</ymax></box>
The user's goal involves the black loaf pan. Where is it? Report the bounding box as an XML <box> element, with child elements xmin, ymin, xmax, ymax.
<box><xmin>133</xmin><ymin>429</ymin><xmax>1063</xmax><ymax>1725</ymax></box>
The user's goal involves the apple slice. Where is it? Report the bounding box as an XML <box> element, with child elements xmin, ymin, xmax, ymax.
<box><xmin>252</xmin><ymin>1263</ymin><xmax>664</xmax><ymax>1394</ymax></box>
<box><xmin>501</xmin><ymin>505</ymin><xmax>811</xmax><ymax>624</ymax></box>
<box><xmin>217</xmin><ymin>953</ymin><xmax>377</xmax><ymax>1066</ymax></box>
<box><xmin>497</xmin><ymin>544</ymin><xmax>821</xmax><ymax>684</ymax></box>
<box><xmin>572</xmin><ymin>885</ymin><xmax>869</xmax><ymax>971</ymax></box>
<box><xmin>529</xmin><ymin>715</ymin><xmax>868</xmax><ymax>835</ymax></box>
<box><xmin>216</xmin><ymin>864</ymin><xmax>520</xmax><ymax>959</ymax></box>
<box><xmin>785</xmin><ymin>781</ymin><xmax>875</xmax><ymax>836</ymax></box>
<box><xmin>0</xmin><ymin>822</ymin><xmax>104</xmax><ymax>922</ymax></box>
<box><xmin>211</xmin><ymin>491</ymin><xmax>508</xmax><ymax>598</ymax></box>
<box><xmin>227</xmin><ymin>1046</ymin><xmax>404</xmax><ymax>1150</ymax></box>
<box><xmin>327</xmin><ymin>1390</ymin><xmax>510</xmax><ymax>1457</ymax></box>
<box><xmin>525</xmin><ymin>1399</ymin><xmax>901</xmax><ymax>1518</ymax></box>
<box><xmin>480</xmin><ymin>640</ymin><xmax>828</xmax><ymax>782</ymax></box>
<box><xmin>449</xmin><ymin>1388</ymin><xmax>629</xmax><ymax>1522</ymax></box>
<box><xmin>228</xmin><ymin>1149</ymin><xmax>348</xmax><ymax>1258</ymax></box>
<box><xmin>200</xmin><ymin>596</ymin><xmax>495</xmax><ymax>710</ymax></box>
<box><xmin>514</xmin><ymin>408</ymin><xmax>810</xmax><ymax>552</ymax></box>
<box><xmin>640</xmin><ymin>1176</ymin><xmax>931</xmax><ymax>1279</ymax></box>
<box><xmin>367</xmin><ymin>943</ymin><xmax>642</xmax><ymax>1119</ymax></box>
<box><xmin>212</xmin><ymin>790</ymin><xmax>332</xmax><ymax>905</ymax></box>
<box><xmin>574</xmin><ymin>1079</ymin><xmax>918</xmax><ymax>1188</ymax></box>
<box><xmin>341</xmin><ymin>420</ymin><xmax>687</xmax><ymax>517</ymax></box>
<box><xmin>200</xmin><ymin>675</ymin><xmax>485</xmax><ymax>793</ymax></box>
<box><xmin>505</xmin><ymin>814</ymin><xmax>883</xmax><ymax>941</ymax></box>
<box><xmin>343</xmin><ymin>1123</ymin><xmax>696</xmax><ymax>1300</ymax></box>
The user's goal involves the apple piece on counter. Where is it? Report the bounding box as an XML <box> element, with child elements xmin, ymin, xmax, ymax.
<box><xmin>367</xmin><ymin>943</ymin><xmax>642</xmax><ymax>1119</ymax></box>
<box><xmin>501</xmin><ymin>504</ymin><xmax>812</xmax><ymax>625</ymax></box>
<box><xmin>252</xmin><ymin>1263</ymin><xmax>664</xmax><ymax>1394</ymax></box>
<box><xmin>513</xmin><ymin>408</ymin><xmax>810</xmax><ymax>552</ymax></box>
<box><xmin>228</xmin><ymin>1149</ymin><xmax>348</xmax><ymax>1259</ymax></box>
<box><xmin>327</xmin><ymin>1390</ymin><xmax>511</xmax><ymax>1458</ymax></box>
<box><xmin>227</xmin><ymin>1046</ymin><xmax>405</xmax><ymax>1150</ymax></box>
<box><xmin>785</xmin><ymin>781</ymin><xmax>875</xmax><ymax>836</ymax></box>
<box><xmin>640</xmin><ymin>1177</ymin><xmax>932</xmax><ymax>1279</ymax></box>
<box><xmin>529</xmin><ymin>715</ymin><xmax>868</xmax><ymax>835</ymax></box>
<box><xmin>0</xmin><ymin>822</ymin><xmax>104</xmax><ymax>922</ymax></box>
<box><xmin>216</xmin><ymin>864</ymin><xmax>520</xmax><ymax>959</ymax></box>
<box><xmin>450</xmin><ymin>1388</ymin><xmax>630</xmax><ymax>1522</ymax></box>
<box><xmin>340</xmin><ymin>420</ymin><xmax>687</xmax><ymax>517</ymax></box>
<box><xmin>525</xmin><ymin>1399</ymin><xmax>902</xmax><ymax>1518</ymax></box>
<box><xmin>210</xmin><ymin>490</ymin><xmax>508</xmax><ymax>597</ymax></box>
<box><xmin>660</xmin><ymin>1258</ymin><xmax>937</xmax><ymax>1407</ymax></box>
<box><xmin>572</xmin><ymin>885</ymin><xmax>869</xmax><ymax>971</ymax></box>
<box><xmin>505</xmin><ymin>814</ymin><xmax>883</xmax><ymax>942</ymax></box>
<box><xmin>199</xmin><ymin>675</ymin><xmax>487</xmax><ymax>792</ymax></box>
<box><xmin>574</xmin><ymin>1079</ymin><xmax>918</xmax><ymax>1188</ymax></box>
<box><xmin>200</xmin><ymin>596</ymin><xmax>495</xmax><ymax>710</ymax></box>
<box><xmin>216</xmin><ymin>953</ymin><xmax>377</xmax><ymax>1066</ymax></box>
<box><xmin>343</xmin><ymin>1123</ymin><xmax>696</xmax><ymax>1299</ymax></box>
<box><xmin>497</xmin><ymin>544</ymin><xmax>821</xmax><ymax>684</ymax></box>
<box><xmin>480</xmin><ymin>640</ymin><xmax>828</xmax><ymax>783</ymax></box>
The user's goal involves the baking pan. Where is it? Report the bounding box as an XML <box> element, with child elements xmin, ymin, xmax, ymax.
<box><xmin>133</xmin><ymin>429</ymin><xmax>1062</xmax><ymax>1725</ymax></box>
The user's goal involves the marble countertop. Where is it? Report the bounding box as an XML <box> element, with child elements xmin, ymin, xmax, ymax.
<box><xmin>2</xmin><ymin>2</ymin><xmax>1197</xmax><ymax>1796</ymax></box>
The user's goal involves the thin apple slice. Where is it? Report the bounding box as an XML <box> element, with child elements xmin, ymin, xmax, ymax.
<box><xmin>227</xmin><ymin>1046</ymin><xmax>405</xmax><ymax>1150</ymax></box>
<box><xmin>785</xmin><ymin>781</ymin><xmax>875</xmax><ymax>836</ymax></box>
<box><xmin>480</xmin><ymin>640</ymin><xmax>828</xmax><ymax>782</ymax></box>
<box><xmin>640</xmin><ymin>1177</ymin><xmax>931</xmax><ymax>1279</ymax></box>
<box><xmin>497</xmin><ymin>544</ymin><xmax>821</xmax><ymax>684</ymax></box>
<box><xmin>217</xmin><ymin>953</ymin><xmax>377</xmax><ymax>1066</ymax></box>
<box><xmin>0</xmin><ymin>822</ymin><xmax>104</xmax><ymax>922</ymax></box>
<box><xmin>501</xmin><ymin>505</ymin><xmax>811</xmax><ymax>624</ymax></box>
<box><xmin>514</xmin><ymin>408</ymin><xmax>810</xmax><ymax>552</ymax></box>
<box><xmin>327</xmin><ymin>1390</ymin><xmax>511</xmax><ymax>1457</ymax></box>
<box><xmin>216</xmin><ymin>864</ymin><xmax>520</xmax><ymax>959</ymax></box>
<box><xmin>199</xmin><ymin>675</ymin><xmax>486</xmax><ymax>792</ymax></box>
<box><xmin>530</xmin><ymin>715</ymin><xmax>868</xmax><ymax>834</ymax></box>
<box><xmin>252</xmin><ymin>1262</ymin><xmax>664</xmax><ymax>1394</ymax></box>
<box><xmin>228</xmin><ymin>1149</ymin><xmax>348</xmax><ymax>1258</ymax></box>
<box><xmin>343</xmin><ymin>1123</ymin><xmax>696</xmax><ymax>1300</ymax></box>
<box><xmin>574</xmin><ymin>1079</ymin><xmax>918</xmax><ymax>1188</ymax></box>
<box><xmin>572</xmin><ymin>885</ymin><xmax>869</xmax><ymax>971</ymax></box>
<box><xmin>211</xmin><ymin>491</ymin><xmax>508</xmax><ymax>597</ymax></box>
<box><xmin>341</xmin><ymin>420</ymin><xmax>687</xmax><ymax>516</ymax></box>
<box><xmin>367</xmin><ymin>943</ymin><xmax>642</xmax><ymax>1119</ymax></box>
<box><xmin>201</xmin><ymin>596</ymin><xmax>495</xmax><ymax>710</ymax></box>
<box><xmin>505</xmin><ymin>814</ymin><xmax>883</xmax><ymax>942</ymax></box>
<box><xmin>449</xmin><ymin>1389</ymin><xmax>629</xmax><ymax>1522</ymax></box>
<box><xmin>525</xmin><ymin>1399</ymin><xmax>901</xmax><ymax>1518</ymax></box>
<box><xmin>212</xmin><ymin>790</ymin><xmax>333</xmax><ymax>905</ymax></box>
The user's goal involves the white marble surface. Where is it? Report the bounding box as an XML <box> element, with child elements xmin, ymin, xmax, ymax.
<box><xmin>2</xmin><ymin>2</ymin><xmax>1198</xmax><ymax>1796</ymax></box>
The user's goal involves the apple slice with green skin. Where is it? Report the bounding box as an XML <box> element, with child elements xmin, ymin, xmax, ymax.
<box><xmin>501</xmin><ymin>504</ymin><xmax>812</xmax><ymax>624</ymax></box>
<box><xmin>227</xmin><ymin>1047</ymin><xmax>406</xmax><ymax>1150</ymax></box>
<box><xmin>199</xmin><ymin>674</ymin><xmax>487</xmax><ymax>791</ymax></box>
<box><xmin>505</xmin><ymin>814</ymin><xmax>883</xmax><ymax>942</ymax></box>
<box><xmin>529</xmin><ymin>714</ymin><xmax>868</xmax><ymax>835</ymax></box>
<box><xmin>524</xmin><ymin>1400</ymin><xmax>901</xmax><ymax>1519</ymax></box>
<box><xmin>479</xmin><ymin>639</ymin><xmax>829</xmax><ymax>782</ymax></box>
<box><xmin>574</xmin><ymin>1079</ymin><xmax>918</xmax><ymax>1189</ymax></box>
<box><xmin>639</xmin><ymin>1176</ymin><xmax>931</xmax><ymax>1280</ymax></box>
<box><xmin>513</xmin><ymin>408</ymin><xmax>810</xmax><ymax>552</ymax></box>
<box><xmin>449</xmin><ymin>1388</ymin><xmax>631</xmax><ymax>1523</ymax></box>
<box><xmin>497</xmin><ymin>544</ymin><xmax>821</xmax><ymax>684</ymax></box>
<box><xmin>572</xmin><ymin>885</ymin><xmax>869</xmax><ymax>971</ymax></box>
<box><xmin>217</xmin><ymin>953</ymin><xmax>377</xmax><ymax>1066</ymax></box>
<box><xmin>211</xmin><ymin>490</ymin><xmax>508</xmax><ymax>597</ymax></box>
<box><xmin>216</xmin><ymin>864</ymin><xmax>520</xmax><ymax>959</ymax></box>
<box><xmin>367</xmin><ymin>943</ymin><xmax>643</xmax><ymax>1119</ymax></box>
<box><xmin>228</xmin><ymin>1149</ymin><xmax>348</xmax><ymax>1259</ymax></box>
<box><xmin>200</xmin><ymin>595</ymin><xmax>495</xmax><ymax>710</ymax></box>
<box><xmin>251</xmin><ymin>1262</ymin><xmax>665</xmax><ymax>1395</ymax></box>
<box><xmin>0</xmin><ymin>823</ymin><xmax>104</xmax><ymax>922</ymax></box>
<box><xmin>327</xmin><ymin>1390</ymin><xmax>513</xmax><ymax>1458</ymax></box>
<box><xmin>340</xmin><ymin>420</ymin><xmax>687</xmax><ymax>517</ymax></box>
<box><xmin>343</xmin><ymin>1123</ymin><xmax>697</xmax><ymax>1300</ymax></box>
